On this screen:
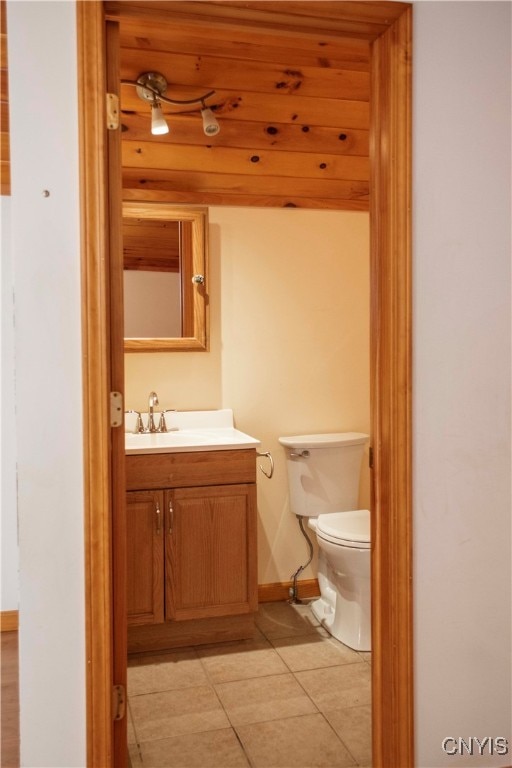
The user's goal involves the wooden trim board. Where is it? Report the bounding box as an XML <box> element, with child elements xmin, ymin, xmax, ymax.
<box><xmin>0</xmin><ymin>610</ymin><xmax>18</xmax><ymax>632</ymax></box>
<box><xmin>258</xmin><ymin>580</ymin><xmax>319</xmax><ymax>603</ymax></box>
<box><xmin>77</xmin><ymin>3</ymin><xmax>114</xmax><ymax>766</ymax></box>
<box><xmin>370</xmin><ymin>8</ymin><xmax>413</xmax><ymax>766</ymax></box>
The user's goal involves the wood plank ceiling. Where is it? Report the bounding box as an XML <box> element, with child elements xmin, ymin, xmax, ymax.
<box><xmin>107</xmin><ymin>1</ymin><xmax>407</xmax><ymax>211</ymax></box>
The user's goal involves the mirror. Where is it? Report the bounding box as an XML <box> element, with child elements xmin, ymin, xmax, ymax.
<box><xmin>123</xmin><ymin>203</ymin><xmax>208</xmax><ymax>351</ymax></box>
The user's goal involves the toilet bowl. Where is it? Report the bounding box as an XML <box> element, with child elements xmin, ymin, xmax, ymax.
<box><xmin>309</xmin><ymin>510</ymin><xmax>371</xmax><ymax>651</ymax></box>
<box><xmin>278</xmin><ymin>432</ymin><xmax>371</xmax><ymax>652</ymax></box>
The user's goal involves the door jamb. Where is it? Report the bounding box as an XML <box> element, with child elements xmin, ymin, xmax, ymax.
<box><xmin>77</xmin><ymin>3</ymin><xmax>413</xmax><ymax>766</ymax></box>
<box><xmin>78</xmin><ymin>3</ymin><xmax>113</xmax><ymax>764</ymax></box>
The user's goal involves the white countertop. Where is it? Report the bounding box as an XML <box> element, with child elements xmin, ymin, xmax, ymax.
<box><xmin>125</xmin><ymin>409</ymin><xmax>260</xmax><ymax>455</ymax></box>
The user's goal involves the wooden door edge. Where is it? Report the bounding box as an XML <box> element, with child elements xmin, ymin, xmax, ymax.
<box><xmin>370</xmin><ymin>7</ymin><xmax>414</xmax><ymax>768</ymax></box>
<box><xmin>0</xmin><ymin>610</ymin><xmax>19</xmax><ymax>632</ymax></box>
<box><xmin>77</xmin><ymin>3</ymin><xmax>113</xmax><ymax>767</ymax></box>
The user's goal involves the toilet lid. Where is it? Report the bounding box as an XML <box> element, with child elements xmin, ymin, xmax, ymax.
<box><xmin>316</xmin><ymin>510</ymin><xmax>370</xmax><ymax>548</ymax></box>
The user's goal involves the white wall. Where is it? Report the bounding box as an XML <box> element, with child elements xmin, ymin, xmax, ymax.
<box><xmin>1</xmin><ymin>195</ymin><xmax>18</xmax><ymax>612</ymax></box>
<box><xmin>7</xmin><ymin>2</ymin><xmax>86</xmax><ymax>766</ymax></box>
<box><xmin>413</xmin><ymin>2</ymin><xmax>511</xmax><ymax>766</ymax></box>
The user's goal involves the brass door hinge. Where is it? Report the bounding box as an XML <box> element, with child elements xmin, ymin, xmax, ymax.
<box><xmin>106</xmin><ymin>93</ymin><xmax>120</xmax><ymax>130</ymax></box>
<box><xmin>110</xmin><ymin>391</ymin><xmax>123</xmax><ymax>427</ymax></box>
<box><xmin>112</xmin><ymin>684</ymin><xmax>126</xmax><ymax>721</ymax></box>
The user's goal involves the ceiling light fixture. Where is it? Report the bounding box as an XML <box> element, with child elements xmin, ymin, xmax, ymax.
<box><xmin>122</xmin><ymin>71</ymin><xmax>220</xmax><ymax>137</ymax></box>
<box><xmin>201</xmin><ymin>101</ymin><xmax>220</xmax><ymax>137</ymax></box>
<box><xmin>150</xmin><ymin>100</ymin><xmax>169</xmax><ymax>136</ymax></box>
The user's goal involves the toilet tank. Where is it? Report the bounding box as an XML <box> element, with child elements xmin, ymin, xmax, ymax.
<box><xmin>278</xmin><ymin>432</ymin><xmax>369</xmax><ymax>517</ymax></box>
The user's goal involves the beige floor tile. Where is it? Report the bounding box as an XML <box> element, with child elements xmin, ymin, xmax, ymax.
<box><xmin>197</xmin><ymin>639</ymin><xmax>289</xmax><ymax>683</ymax></box>
<box><xmin>128</xmin><ymin>650</ymin><xmax>209</xmax><ymax>695</ymax></box>
<box><xmin>236</xmin><ymin>713</ymin><xmax>357</xmax><ymax>767</ymax></box>
<box><xmin>138</xmin><ymin>728</ymin><xmax>250</xmax><ymax>767</ymax></box>
<box><xmin>252</xmin><ymin>625</ymin><xmax>268</xmax><ymax>643</ymax></box>
<box><xmin>130</xmin><ymin>685</ymin><xmax>230</xmax><ymax>742</ymax></box>
<box><xmin>215</xmin><ymin>672</ymin><xmax>317</xmax><ymax>726</ymax></box>
<box><xmin>256</xmin><ymin>601</ymin><xmax>321</xmax><ymax>640</ymax></box>
<box><xmin>295</xmin><ymin>663</ymin><xmax>371</xmax><ymax>711</ymax></box>
<box><xmin>358</xmin><ymin>652</ymin><xmax>371</xmax><ymax>665</ymax></box>
<box><xmin>127</xmin><ymin>702</ymin><xmax>138</xmax><ymax>745</ymax></box>
<box><xmin>272</xmin><ymin>633</ymin><xmax>361</xmax><ymax>672</ymax></box>
<box><xmin>324</xmin><ymin>705</ymin><xmax>372</xmax><ymax>767</ymax></box>
<box><xmin>128</xmin><ymin>743</ymin><xmax>143</xmax><ymax>767</ymax></box>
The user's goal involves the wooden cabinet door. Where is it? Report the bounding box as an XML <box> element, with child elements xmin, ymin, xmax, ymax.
<box><xmin>165</xmin><ymin>484</ymin><xmax>257</xmax><ymax>622</ymax></box>
<box><xmin>126</xmin><ymin>490</ymin><xmax>165</xmax><ymax>626</ymax></box>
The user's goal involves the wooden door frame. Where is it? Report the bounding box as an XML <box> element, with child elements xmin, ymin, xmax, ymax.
<box><xmin>78</xmin><ymin>2</ymin><xmax>413</xmax><ymax>766</ymax></box>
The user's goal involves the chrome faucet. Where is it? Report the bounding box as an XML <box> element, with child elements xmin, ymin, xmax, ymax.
<box><xmin>148</xmin><ymin>391</ymin><xmax>159</xmax><ymax>433</ymax></box>
<box><xmin>126</xmin><ymin>410</ymin><xmax>145</xmax><ymax>433</ymax></box>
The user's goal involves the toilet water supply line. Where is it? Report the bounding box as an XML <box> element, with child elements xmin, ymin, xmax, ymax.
<box><xmin>255</xmin><ymin>451</ymin><xmax>313</xmax><ymax>602</ymax></box>
<box><xmin>289</xmin><ymin>515</ymin><xmax>314</xmax><ymax>604</ymax></box>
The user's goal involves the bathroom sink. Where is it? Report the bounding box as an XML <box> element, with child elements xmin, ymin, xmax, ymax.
<box><xmin>125</xmin><ymin>409</ymin><xmax>260</xmax><ymax>454</ymax></box>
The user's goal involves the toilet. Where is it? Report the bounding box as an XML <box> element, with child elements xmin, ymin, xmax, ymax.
<box><xmin>278</xmin><ymin>432</ymin><xmax>371</xmax><ymax>651</ymax></box>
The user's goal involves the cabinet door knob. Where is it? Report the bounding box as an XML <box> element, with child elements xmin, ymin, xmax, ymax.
<box><xmin>168</xmin><ymin>500</ymin><xmax>174</xmax><ymax>533</ymax></box>
<box><xmin>155</xmin><ymin>501</ymin><xmax>161</xmax><ymax>534</ymax></box>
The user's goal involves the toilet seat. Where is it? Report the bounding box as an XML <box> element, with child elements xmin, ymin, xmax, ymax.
<box><xmin>315</xmin><ymin>510</ymin><xmax>370</xmax><ymax>549</ymax></box>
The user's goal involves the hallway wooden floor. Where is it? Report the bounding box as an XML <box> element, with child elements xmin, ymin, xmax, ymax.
<box><xmin>1</xmin><ymin>630</ymin><xmax>20</xmax><ymax>768</ymax></box>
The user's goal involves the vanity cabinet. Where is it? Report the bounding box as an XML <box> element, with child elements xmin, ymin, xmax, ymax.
<box><xmin>126</xmin><ymin>448</ymin><xmax>258</xmax><ymax>652</ymax></box>
<box><xmin>126</xmin><ymin>490</ymin><xmax>164</xmax><ymax>626</ymax></box>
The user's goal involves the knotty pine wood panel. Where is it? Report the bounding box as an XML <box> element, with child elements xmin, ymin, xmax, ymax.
<box><xmin>121</xmin><ymin>48</ymin><xmax>370</xmax><ymax>102</ymax></box>
<box><xmin>122</xmin><ymin>141</ymin><xmax>369</xmax><ymax>182</ymax></box>
<box><xmin>119</xmin><ymin>18</ymin><xmax>371</xmax><ymax>71</ymax></box>
<box><xmin>220</xmin><ymin>1</ymin><xmax>407</xmax><ymax>24</ymax></box>
<box><xmin>123</xmin><ymin>189</ymin><xmax>368</xmax><ymax>211</ymax></box>
<box><xmin>122</xmin><ymin>169</ymin><xmax>369</xmax><ymax>211</ymax></box>
<box><xmin>121</xmin><ymin>112</ymin><xmax>369</xmax><ymax>157</ymax></box>
<box><xmin>120</xmin><ymin>86</ymin><xmax>369</xmax><ymax>130</ymax></box>
<box><xmin>121</xmin><ymin>165</ymin><xmax>370</xmax><ymax>198</ymax></box>
<box><xmin>116</xmin><ymin>1</ymin><xmax>372</xmax><ymax>209</ymax></box>
<box><xmin>114</xmin><ymin>2</ymin><xmax>370</xmax><ymax>210</ymax></box>
<box><xmin>107</xmin><ymin>1</ymin><xmax>408</xmax><ymax>41</ymax></box>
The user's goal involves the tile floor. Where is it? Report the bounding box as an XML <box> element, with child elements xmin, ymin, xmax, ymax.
<box><xmin>128</xmin><ymin>600</ymin><xmax>371</xmax><ymax>768</ymax></box>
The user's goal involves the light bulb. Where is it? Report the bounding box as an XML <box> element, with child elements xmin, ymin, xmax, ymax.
<box><xmin>151</xmin><ymin>101</ymin><xmax>169</xmax><ymax>135</ymax></box>
<box><xmin>201</xmin><ymin>107</ymin><xmax>220</xmax><ymax>136</ymax></box>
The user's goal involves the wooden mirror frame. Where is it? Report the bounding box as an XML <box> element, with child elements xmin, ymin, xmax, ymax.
<box><xmin>123</xmin><ymin>203</ymin><xmax>209</xmax><ymax>352</ymax></box>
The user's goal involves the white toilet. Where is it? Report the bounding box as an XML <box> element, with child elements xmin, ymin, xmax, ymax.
<box><xmin>279</xmin><ymin>432</ymin><xmax>371</xmax><ymax>651</ymax></box>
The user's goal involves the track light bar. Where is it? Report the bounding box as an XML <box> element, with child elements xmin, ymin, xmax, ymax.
<box><xmin>122</xmin><ymin>71</ymin><xmax>220</xmax><ymax>136</ymax></box>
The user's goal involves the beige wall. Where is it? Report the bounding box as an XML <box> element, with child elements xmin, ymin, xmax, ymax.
<box><xmin>125</xmin><ymin>206</ymin><xmax>370</xmax><ymax>584</ymax></box>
